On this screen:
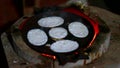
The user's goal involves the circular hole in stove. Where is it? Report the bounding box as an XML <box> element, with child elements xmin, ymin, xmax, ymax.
<box><xmin>49</xmin><ymin>27</ymin><xmax>68</xmax><ymax>39</ymax></box>
<box><xmin>68</xmin><ymin>22</ymin><xmax>89</xmax><ymax>38</ymax></box>
<box><xmin>27</xmin><ymin>29</ymin><xmax>48</xmax><ymax>46</ymax></box>
<box><xmin>50</xmin><ymin>40</ymin><xmax>79</xmax><ymax>53</ymax></box>
<box><xmin>38</xmin><ymin>16</ymin><xmax>64</xmax><ymax>28</ymax></box>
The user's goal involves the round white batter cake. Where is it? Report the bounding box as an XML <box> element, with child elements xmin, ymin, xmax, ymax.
<box><xmin>38</xmin><ymin>16</ymin><xmax>64</xmax><ymax>27</ymax></box>
<box><xmin>68</xmin><ymin>22</ymin><xmax>89</xmax><ymax>38</ymax></box>
<box><xmin>27</xmin><ymin>29</ymin><xmax>48</xmax><ymax>46</ymax></box>
<box><xmin>50</xmin><ymin>40</ymin><xmax>79</xmax><ymax>53</ymax></box>
<box><xmin>49</xmin><ymin>27</ymin><xmax>68</xmax><ymax>39</ymax></box>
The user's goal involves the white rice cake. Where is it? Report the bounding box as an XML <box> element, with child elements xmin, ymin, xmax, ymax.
<box><xmin>38</xmin><ymin>16</ymin><xmax>64</xmax><ymax>27</ymax></box>
<box><xmin>50</xmin><ymin>40</ymin><xmax>79</xmax><ymax>53</ymax></box>
<box><xmin>68</xmin><ymin>22</ymin><xmax>89</xmax><ymax>38</ymax></box>
<box><xmin>27</xmin><ymin>29</ymin><xmax>48</xmax><ymax>46</ymax></box>
<box><xmin>49</xmin><ymin>27</ymin><xmax>68</xmax><ymax>39</ymax></box>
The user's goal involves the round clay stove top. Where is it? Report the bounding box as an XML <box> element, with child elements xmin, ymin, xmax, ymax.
<box><xmin>9</xmin><ymin>7</ymin><xmax>108</xmax><ymax>66</ymax></box>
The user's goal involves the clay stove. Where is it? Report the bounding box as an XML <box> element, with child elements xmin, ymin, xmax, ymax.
<box><xmin>4</xmin><ymin>1</ymin><xmax>111</xmax><ymax>68</ymax></box>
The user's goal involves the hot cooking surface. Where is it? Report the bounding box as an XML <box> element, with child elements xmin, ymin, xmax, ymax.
<box><xmin>20</xmin><ymin>11</ymin><xmax>94</xmax><ymax>54</ymax></box>
<box><xmin>18</xmin><ymin>8</ymin><xmax>99</xmax><ymax>65</ymax></box>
